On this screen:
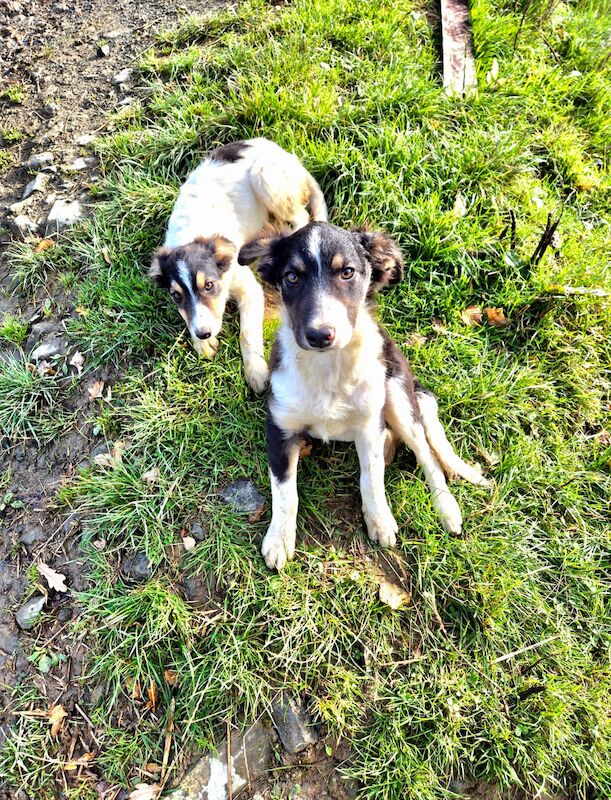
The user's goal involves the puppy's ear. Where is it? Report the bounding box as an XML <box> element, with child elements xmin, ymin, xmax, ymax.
<box><xmin>238</xmin><ymin>230</ymin><xmax>287</xmax><ymax>286</ymax></box>
<box><xmin>194</xmin><ymin>235</ymin><xmax>236</xmax><ymax>273</ymax></box>
<box><xmin>355</xmin><ymin>230</ymin><xmax>404</xmax><ymax>292</ymax></box>
<box><xmin>149</xmin><ymin>247</ymin><xmax>173</xmax><ymax>288</ymax></box>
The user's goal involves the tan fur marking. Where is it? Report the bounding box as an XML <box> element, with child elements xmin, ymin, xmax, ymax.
<box><xmin>210</xmin><ymin>235</ymin><xmax>236</xmax><ymax>264</ymax></box>
<box><xmin>196</xmin><ymin>272</ymin><xmax>208</xmax><ymax>290</ymax></box>
<box><xmin>170</xmin><ymin>280</ymin><xmax>184</xmax><ymax>295</ymax></box>
<box><xmin>331</xmin><ymin>253</ymin><xmax>345</xmax><ymax>270</ymax></box>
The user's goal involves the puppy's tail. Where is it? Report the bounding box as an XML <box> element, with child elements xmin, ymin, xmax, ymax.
<box><xmin>306</xmin><ymin>173</ymin><xmax>328</xmax><ymax>222</ymax></box>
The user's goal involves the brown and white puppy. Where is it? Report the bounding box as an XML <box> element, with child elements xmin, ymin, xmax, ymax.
<box><xmin>150</xmin><ymin>138</ymin><xmax>328</xmax><ymax>393</ymax></box>
<box><xmin>239</xmin><ymin>222</ymin><xmax>490</xmax><ymax>569</ymax></box>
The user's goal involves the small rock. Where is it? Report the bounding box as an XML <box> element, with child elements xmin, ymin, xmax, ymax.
<box><xmin>31</xmin><ymin>338</ymin><xmax>68</xmax><ymax>360</ymax></box>
<box><xmin>15</xmin><ymin>595</ymin><xmax>46</xmax><ymax>630</ymax></box>
<box><xmin>68</xmin><ymin>156</ymin><xmax>96</xmax><ymax>171</ymax></box>
<box><xmin>22</xmin><ymin>172</ymin><xmax>48</xmax><ymax>200</ymax></box>
<box><xmin>0</xmin><ymin>623</ymin><xmax>20</xmax><ymax>656</ymax></box>
<box><xmin>10</xmin><ymin>214</ymin><xmax>38</xmax><ymax>239</ymax></box>
<box><xmin>112</xmin><ymin>67</ymin><xmax>133</xmax><ymax>87</ymax></box>
<box><xmin>75</xmin><ymin>133</ymin><xmax>96</xmax><ymax>146</ymax></box>
<box><xmin>90</xmin><ymin>443</ymin><xmax>109</xmax><ymax>459</ymax></box>
<box><xmin>190</xmin><ymin>521</ymin><xmax>207</xmax><ymax>542</ymax></box>
<box><xmin>19</xmin><ymin>525</ymin><xmax>46</xmax><ymax>548</ymax></box>
<box><xmin>120</xmin><ymin>552</ymin><xmax>153</xmax><ymax>583</ymax></box>
<box><xmin>181</xmin><ymin>572</ymin><xmax>217</xmax><ymax>608</ymax></box>
<box><xmin>41</xmin><ymin>103</ymin><xmax>59</xmax><ymax>119</ymax></box>
<box><xmin>103</xmin><ymin>29</ymin><xmax>129</xmax><ymax>39</ymax></box>
<box><xmin>271</xmin><ymin>692</ymin><xmax>318</xmax><ymax>754</ymax></box>
<box><xmin>97</xmin><ymin>43</ymin><xmax>110</xmax><ymax>57</ymax></box>
<box><xmin>24</xmin><ymin>151</ymin><xmax>54</xmax><ymax>170</ymax></box>
<box><xmin>167</xmin><ymin>721</ymin><xmax>272</xmax><ymax>800</ymax></box>
<box><xmin>8</xmin><ymin>198</ymin><xmax>34</xmax><ymax>215</ymax></box>
<box><xmin>46</xmin><ymin>198</ymin><xmax>83</xmax><ymax>233</ymax></box>
<box><xmin>220</xmin><ymin>480</ymin><xmax>265</xmax><ymax>521</ymax></box>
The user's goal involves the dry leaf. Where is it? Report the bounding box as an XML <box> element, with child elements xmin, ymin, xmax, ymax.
<box><xmin>298</xmin><ymin>438</ymin><xmax>312</xmax><ymax>458</ymax></box>
<box><xmin>93</xmin><ymin>452</ymin><xmax>115</xmax><ymax>468</ymax></box>
<box><xmin>141</xmin><ymin>467</ymin><xmax>160</xmax><ymax>484</ymax></box>
<box><xmin>129</xmin><ymin>784</ymin><xmax>160</xmax><ymax>800</ymax></box>
<box><xmin>484</xmin><ymin>306</ymin><xmax>510</xmax><ymax>328</ymax></box>
<box><xmin>48</xmin><ymin>704</ymin><xmax>68</xmax><ymax>736</ymax></box>
<box><xmin>112</xmin><ymin>440</ymin><xmax>125</xmax><ymax>462</ymax></box>
<box><xmin>102</xmin><ymin>246</ymin><xmax>112</xmax><ymax>265</ymax></box>
<box><xmin>452</xmin><ymin>193</ymin><xmax>467</xmax><ymax>218</ymax></box>
<box><xmin>36</xmin><ymin>360</ymin><xmax>56</xmax><ymax>376</ymax></box>
<box><xmin>431</xmin><ymin>317</ymin><xmax>448</xmax><ymax>335</ymax></box>
<box><xmin>164</xmin><ymin>669</ymin><xmax>178</xmax><ymax>687</ymax></box>
<box><xmin>69</xmin><ymin>351</ymin><xmax>85</xmax><ymax>375</ymax></box>
<box><xmin>126</xmin><ymin>677</ymin><xmax>142</xmax><ymax>700</ymax></box>
<box><xmin>378</xmin><ymin>578</ymin><xmax>411</xmax><ymax>610</ymax></box>
<box><xmin>64</xmin><ymin>753</ymin><xmax>94</xmax><ymax>770</ymax></box>
<box><xmin>38</xmin><ymin>562</ymin><xmax>68</xmax><ymax>593</ymax></box>
<box><xmin>182</xmin><ymin>535</ymin><xmax>196</xmax><ymax>552</ymax></box>
<box><xmin>460</xmin><ymin>305</ymin><xmax>483</xmax><ymax>327</ymax></box>
<box><xmin>146</xmin><ymin>680</ymin><xmax>158</xmax><ymax>711</ymax></box>
<box><xmin>595</xmin><ymin>431</ymin><xmax>611</xmax><ymax>447</ymax></box>
<box><xmin>145</xmin><ymin>763</ymin><xmax>162</xmax><ymax>776</ymax></box>
<box><xmin>75</xmin><ymin>305</ymin><xmax>90</xmax><ymax>317</ymax></box>
<box><xmin>88</xmin><ymin>380</ymin><xmax>105</xmax><ymax>401</ymax></box>
<box><xmin>34</xmin><ymin>238</ymin><xmax>54</xmax><ymax>254</ymax></box>
<box><xmin>406</xmin><ymin>332</ymin><xmax>427</xmax><ymax>346</ymax></box>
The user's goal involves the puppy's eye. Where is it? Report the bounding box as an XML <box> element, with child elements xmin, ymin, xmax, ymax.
<box><xmin>204</xmin><ymin>281</ymin><xmax>214</xmax><ymax>291</ymax></box>
<box><xmin>285</xmin><ymin>271</ymin><xmax>300</xmax><ymax>284</ymax></box>
<box><xmin>170</xmin><ymin>290</ymin><xmax>182</xmax><ymax>302</ymax></box>
<box><xmin>340</xmin><ymin>267</ymin><xmax>355</xmax><ymax>280</ymax></box>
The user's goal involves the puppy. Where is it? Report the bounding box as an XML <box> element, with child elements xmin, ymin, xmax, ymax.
<box><xmin>149</xmin><ymin>138</ymin><xmax>328</xmax><ymax>393</ymax></box>
<box><xmin>239</xmin><ymin>222</ymin><xmax>490</xmax><ymax>569</ymax></box>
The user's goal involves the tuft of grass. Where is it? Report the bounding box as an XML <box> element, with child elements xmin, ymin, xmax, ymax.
<box><xmin>2</xmin><ymin>0</ymin><xmax>611</xmax><ymax>797</ymax></box>
<box><xmin>0</xmin><ymin>314</ymin><xmax>28</xmax><ymax>346</ymax></box>
<box><xmin>0</xmin><ymin>83</ymin><xmax>26</xmax><ymax>104</ymax></box>
<box><xmin>0</xmin><ymin>126</ymin><xmax>24</xmax><ymax>144</ymax></box>
<box><xmin>0</xmin><ymin>148</ymin><xmax>15</xmax><ymax>173</ymax></box>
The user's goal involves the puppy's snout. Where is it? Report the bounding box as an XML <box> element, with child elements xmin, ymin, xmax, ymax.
<box><xmin>305</xmin><ymin>325</ymin><xmax>336</xmax><ymax>349</ymax></box>
<box><xmin>194</xmin><ymin>328</ymin><xmax>212</xmax><ymax>340</ymax></box>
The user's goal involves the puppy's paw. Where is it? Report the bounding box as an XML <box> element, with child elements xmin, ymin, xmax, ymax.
<box><xmin>261</xmin><ymin>524</ymin><xmax>295</xmax><ymax>570</ymax></box>
<box><xmin>436</xmin><ymin>492</ymin><xmax>463</xmax><ymax>534</ymax></box>
<box><xmin>193</xmin><ymin>336</ymin><xmax>219</xmax><ymax>360</ymax></box>
<box><xmin>364</xmin><ymin>508</ymin><xmax>398</xmax><ymax>548</ymax></box>
<box><xmin>245</xmin><ymin>354</ymin><xmax>269</xmax><ymax>394</ymax></box>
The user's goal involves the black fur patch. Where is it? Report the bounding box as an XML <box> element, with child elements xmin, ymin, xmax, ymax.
<box><xmin>381</xmin><ymin>329</ymin><xmax>423</xmax><ymax>424</ymax></box>
<box><xmin>267</xmin><ymin>411</ymin><xmax>300</xmax><ymax>483</ymax></box>
<box><xmin>209</xmin><ymin>141</ymin><xmax>250</xmax><ymax>163</ymax></box>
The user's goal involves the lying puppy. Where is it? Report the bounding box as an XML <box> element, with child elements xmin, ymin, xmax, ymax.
<box><xmin>239</xmin><ymin>222</ymin><xmax>490</xmax><ymax>569</ymax></box>
<box><xmin>150</xmin><ymin>138</ymin><xmax>327</xmax><ymax>393</ymax></box>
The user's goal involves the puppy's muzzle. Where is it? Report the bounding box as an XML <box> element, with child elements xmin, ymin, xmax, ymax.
<box><xmin>305</xmin><ymin>325</ymin><xmax>336</xmax><ymax>349</ymax></box>
<box><xmin>193</xmin><ymin>327</ymin><xmax>212</xmax><ymax>340</ymax></box>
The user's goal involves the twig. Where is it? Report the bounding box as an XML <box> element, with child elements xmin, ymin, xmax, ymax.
<box><xmin>227</xmin><ymin>720</ymin><xmax>233</xmax><ymax>800</ymax></box>
<box><xmin>161</xmin><ymin>698</ymin><xmax>176</xmax><ymax>785</ymax></box>
<box><xmin>544</xmin><ymin>285</ymin><xmax>609</xmax><ymax>298</ymax></box>
<box><xmin>493</xmin><ymin>634</ymin><xmax>561</xmax><ymax>664</ymax></box>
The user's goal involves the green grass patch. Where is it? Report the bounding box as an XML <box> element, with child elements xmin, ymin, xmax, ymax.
<box><xmin>0</xmin><ymin>314</ymin><xmax>28</xmax><ymax>346</ymax></box>
<box><xmin>3</xmin><ymin>0</ymin><xmax>611</xmax><ymax>797</ymax></box>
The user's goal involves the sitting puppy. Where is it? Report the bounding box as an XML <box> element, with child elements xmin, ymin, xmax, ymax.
<box><xmin>149</xmin><ymin>138</ymin><xmax>327</xmax><ymax>393</ymax></box>
<box><xmin>239</xmin><ymin>222</ymin><xmax>490</xmax><ymax>569</ymax></box>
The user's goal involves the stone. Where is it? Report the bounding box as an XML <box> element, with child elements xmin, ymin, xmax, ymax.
<box><xmin>112</xmin><ymin>68</ymin><xmax>133</xmax><ymax>89</ymax></box>
<box><xmin>24</xmin><ymin>151</ymin><xmax>54</xmax><ymax>170</ymax></box>
<box><xmin>19</xmin><ymin>525</ymin><xmax>46</xmax><ymax>548</ymax></box>
<box><xmin>9</xmin><ymin>198</ymin><xmax>34</xmax><ymax>215</ymax></box>
<box><xmin>167</xmin><ymin>721</ymin><xmax>272</xmax><ymax>800</ymax></box>
<box><xmin>190</xmin><ymin>521</ymin><xmax>207</xmax><ymax>542</ymax></box>
<box><xmin>75</xmin><ymin>133</ymin><xmax>96</xmax><ymax>146</ymax></box>
<box><xmin>22</xmin><ymin>172</ymin><xmax>48</xmax><ymax>200</ymax></box>
<box><xmin>31</xmin><ymin>338</ymin><xmax>68</xmax><ymax>360</ymax></box>
<box><xmin>97</xmin><ymin>43</ymin><xmax>110</xmax><ymax>57</ymax></box>
<box><xmin>120</xmin><ymin>552</ymin><xmax>153</xmax><ymax>583</ymax></box>
<box><xmin>0</xmin><ymin>623</ymin><xmax>20</xmax><ymax>656</ymax></box>
<box><xmin>15</xmin><ymin>595</ymin><xmax>46</xmax><ymax>630</ymax></box>
<box><xmin>90</xmin><ymin>443</ymin><xmax>109</xmax><ymax>459</ymax></box>
<box><xmin>69</xmin><ymin>156</ymin><xmax>96</xmax><ymax>171</ymax></box>
<box><xmin>270</xmin><ymin>692</ymin><xmax>318</xmax><ymax>754</ymax></box>
<box><xmin>10</xmin><ymin>214</ymin><xmax>38</xmax><ymax>239</ymax></box>
<box><xmin>220</xmin><ymin>480</ymin><xmax>265</xmax><ymax>520</ymax></box>
<box><xmin>46</xmin><ymin>198</ymin><xmax>83</xmax><ymax>232</ymax></box>
<box><xmin>181</xmin><ymin>572</ymin><xmax>217</xmax><ymax>608</ymax></box>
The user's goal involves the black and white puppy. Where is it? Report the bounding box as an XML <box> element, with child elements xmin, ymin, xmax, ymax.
<box><xmin>150</xmin><ymin>138</ymin><xmax>327</xmax><ymax>393</ymax></box>
<box><xmin>239</xmin><ymin>222</ymin><xmax>490</xmax><ymax>569</ymax></box>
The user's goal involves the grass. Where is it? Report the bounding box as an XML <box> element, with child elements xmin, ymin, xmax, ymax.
<box><xmin>0</xmin><ymin>314</ymin><xmax>28</xmax><ymax>346</ymax></box>
<box><xmin>0</xmin><ymin>83</ymin><xmax>26</xmax><ymax>104</ymax></box>
<box><xmin>2</xmin><ymin>0</ymin><xmax>610</xmax><ymax>797</ymax></box>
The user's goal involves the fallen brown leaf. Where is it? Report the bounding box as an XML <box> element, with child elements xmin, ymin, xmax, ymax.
<box><xmin>63</xmin><ymin>753</ymin><xmax>95</xmax><ymax>771</ymax></box>
<box><xmin>145</xmin><ymin>680</ymin><xmax>158</xmax><ymax>711</ymax></box>
<box><xmin>595</xmin><ymin>431</ymin><xmax>611</xmax><ymax>447</ymax></box>
<box><xmin>145</xmin><ymin>763</ymin><xmax>162</xmax><ymax>776</ymax></box>
<box><xmin>484</xmin><ymin>306</ymin><xmax>510</xmax><ymax>328</ymax></box>
<box><xmin>141</xmin><ymin>467</ymin><xmax>160</xmax><ymax>484</ymax></box>
<box><xmin>88</xmin><ymin>380</ymin><xmax>105</xmax><ymax>401</ymax></box>
<box><xmin>102</xmin><ymin>246</ymin><xmax>112</xmax><ymax>266</ymax></box>
<box><xmin>69</xmin><ymin>351</ymin><xmax>85</xmax><ymax>375</ymax></box>
<box><xmin>128</xmin><ymin>784</ymin><xmax>160</xmax><ymax>800</ymax></box>
<box><xmin>460</xmin><ymin>305</ymin><xmax>483</xmax><ymax>327</ymax></box>
<box><xmin>126</xmin><ymin>677</ymin><xmax>142</xmax><ymax>701</ymax></box>
<box><xmin>48</xmin><ymin>704</ymin><xmax>68</xmax><ymax>736</ymax></box>
<box><xmin>34</xmin><ymin>238</ymin><xmax>54</xmax><ymax>254</ymax></box>
<box><xmin>36</xmin><ymin>360</ymin><xmax>56</xmax><ymax>376</ymax></box>
<box><xmin>406</xmin><ymin>332</ymin><xmax>427</xmax><ymax>347</ymax></box>
<box><xmin>378</xmin><ymin>578</ymin><xmax>411</xmax><ymax>610</ymax></box>
<box><xmin>431</xmin><ymin>317</ymin><xmax>449</xmax><ymax>335</ymax></box>
<box><xmin>164</xmin><ymin>669</ymin><xmax>178</xmax><ymax>687</ymax></box>
<box><xmin>38</xmin><ymin>562</ymin><xmax>68</xmax><ymax>593</ymax></box>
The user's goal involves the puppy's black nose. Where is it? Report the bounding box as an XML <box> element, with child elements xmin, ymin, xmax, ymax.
<box><xmin>305</xmin><ymin>326</ymin><xmax>335</xmax><ymax>348</ymax></box>
<box><xmin>194</xmin><ymin>329</ymin><xmax>211</xmax><ymax>340</ymax></box>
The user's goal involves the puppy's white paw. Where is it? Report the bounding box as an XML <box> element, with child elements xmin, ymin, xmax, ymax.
<box><xmin>261</xmin><ymin>524</ymin><xmax>295</xmax><ymax>571</ymax></box>
<box><xmin>364</xmin><ymin>508</ymin><xmax>398</xmax><ymax>548</ymax></box>
<box><xmin>436</xmin><ymin>492</ymin><xmax>463</xmax><ymax>534</ymax></box>
<box><xmin>245</xmin><ymin>354</ymin><xmax>269</xmax><ymax>394</ymax></box>
<box><xmin>193</xmin><ymin>336</ymin><xmax>219</xmax><ymax>360</ymax></box>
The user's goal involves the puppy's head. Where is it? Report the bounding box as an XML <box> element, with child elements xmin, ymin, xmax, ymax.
<box><xmin>238</xmin><ymin>222</ymin><xmax>403</xmax><ymax>352</ymax></box>
<box><xmin>149</xmin><ymin>236</ymin><xmax>235</xmax><ymax>353</ymax></box>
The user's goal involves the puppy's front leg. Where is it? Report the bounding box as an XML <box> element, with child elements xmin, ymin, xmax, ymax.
<box><xmin>354</xmin><ymin>424</ymin><xmax>398</xmax><ymax>548</ymax></box>
<box><xmin>263</xmin><ymin>413</ymin><xmax>301</xmax><ymax>570</ymax></box>
<box><xmin>231</xmin><ymin>264</ymin><xmax>269</xmax><ymax>393</ymax></box>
